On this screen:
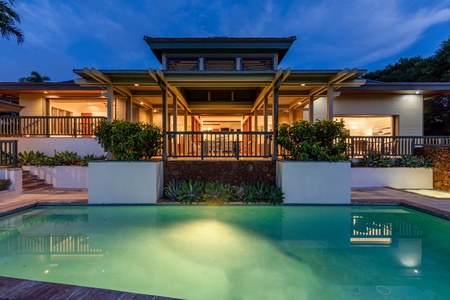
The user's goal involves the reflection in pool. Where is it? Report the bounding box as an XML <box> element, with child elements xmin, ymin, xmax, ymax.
<box><xmin>0</xmin><ymin>206</ymin><xmax>449</xmax><ymax>299</ymax></box>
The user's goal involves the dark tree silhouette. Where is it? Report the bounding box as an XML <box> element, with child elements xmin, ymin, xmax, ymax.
<box><xmin>19</xmin><ymin>71</ymin><xmax>51</xmax><ymax>82</ymax></box>
<box><xmin>0</xmin><ymin>0</ymin><xmax>24</xmax><ymax>44</ymax></box>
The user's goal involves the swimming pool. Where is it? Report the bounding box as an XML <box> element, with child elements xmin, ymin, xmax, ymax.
<box><xmin>0</xmin><ymin>205</ymin><xmax>449</xmax><ymax>299</ymax></box>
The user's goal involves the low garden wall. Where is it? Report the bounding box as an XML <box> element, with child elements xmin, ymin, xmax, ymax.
<box><xmin>415</xmin><ymin>146</ymin><xmax>450</xmax><ymax>191</ymax></box>
<box><xmin>164</xmin><ymin>160</ymin><xmax>276</xmax><ymax>187</ymax></box>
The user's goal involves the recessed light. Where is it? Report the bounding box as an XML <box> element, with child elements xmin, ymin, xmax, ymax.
<box><xmin>44</xmin><ymin>91</ymin><xmax>48</xmax><ymax>93</ymax></box>
<box><xmin>301</xmin><ymin>83</ymin><xmax>306</xmax><ymax>86</ymax></box>
<box><xmin>134</xmin><ymin>83</ymin><xmax>139</xmax><ymax>87</ymax></box>
<box><xmin>140</xmin><ymin>101</ymin><xmax>144</xmax><ymax>105</ymax></box>
<box><xmin>415</xmin><ymin>91</ymin><xmax>420</xmax><ymax>94</ymax></box>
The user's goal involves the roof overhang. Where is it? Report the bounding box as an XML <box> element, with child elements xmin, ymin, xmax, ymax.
<box><xmin>0</xmin><ymin>99</ymin><xmax>25</xmax><ymax>113</ymax></box>
<box><xmin>143</xmin><ymin>36</ymin><xmax>297</xmax><ymax>63</ymax></box>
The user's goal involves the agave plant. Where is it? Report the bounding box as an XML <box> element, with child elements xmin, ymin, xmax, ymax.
<box><xmin>50</xmin><ymin>150</ymin><xmax>80</xmax><ymax>166</ymax></box>
<box><xmin>265</xmin><ymin>185</ymin><xmax>284</xmax><ymax>205</ymax></box>
<box><xmin>357</xmin><ymin>154</ymin><xmax>393</xmax><ymax>168</ymax></box>
<box><xmin>231</xmin><ymin>185</ymin><xmax>246</xmax><ymax>202</ymax></box>
<box><xmin>395</xmin><ymin>155</ymin><xmax>433</xmax><ymax>168</ymax></box>
<box><xmin>253</xmin><ymin>182</ymin><xmax>268</xmax><ymax>203</ymax></box>
<box><xmin>203</xmin><ymin>181</ymin><xmax>231</xmax><ymax>205</ymax></box>
<box><xmin>178</xmin><ymin>179</ymin><xmax>203</xmax><ymax>204</ymax></box>
<box><xmin>165</xmin><ymin>179</ymin><xmax>184</xmax><ymax>201</ymax></box>
<box><xmin>243</xmin><ymin>184</ymin><xmax>258</xmax><ymax>204</ymax></box>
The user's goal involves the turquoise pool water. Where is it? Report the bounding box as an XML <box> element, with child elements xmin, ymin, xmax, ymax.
<box><xmin>0</xmin><ymin>205</ymin><xmax>449</xmax><ymax>299</ymax></box>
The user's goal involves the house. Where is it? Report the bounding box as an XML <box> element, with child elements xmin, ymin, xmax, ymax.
<box><xmin>1</xmin><ymin>36</ymin><xmax>450</xmax><ymax>161</ymax></box>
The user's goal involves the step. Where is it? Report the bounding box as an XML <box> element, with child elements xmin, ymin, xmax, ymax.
<box><xmin>21</xmin><ymin>169</ymin><xmax>54</xmax><ymax>191</ymax></box>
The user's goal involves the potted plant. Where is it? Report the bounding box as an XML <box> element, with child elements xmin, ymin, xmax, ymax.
<box><xmin>88</xmin><ymin>119</ymin><xmax>164</xmax><ymax>204</ymax></box>
<box><xmin>276</xmin><ymin>119</ymin><xmax>351</xmax><ymax>204</ymax></box>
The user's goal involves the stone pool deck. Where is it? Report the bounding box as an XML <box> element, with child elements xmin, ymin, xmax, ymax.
<box><xmin>1</xmin><ymin>187</ymin><xmax>450</xmax><ymax>299</ymax></box>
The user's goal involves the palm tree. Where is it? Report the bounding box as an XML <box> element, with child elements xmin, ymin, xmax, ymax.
<box><xmin>19</xmin><ymin>71</ymin><xmax>51</xmax><ymax>82</ymax></box>
<box><xmin>0</xmin><ymin>0</ymin><xmax>24</xmax><ymax>44</ymax></box>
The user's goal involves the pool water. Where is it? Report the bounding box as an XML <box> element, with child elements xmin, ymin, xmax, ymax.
<box><xmin>0</xmin><ymin>205</ymin><xmax>449</xmax><ymax>299</ymax></box>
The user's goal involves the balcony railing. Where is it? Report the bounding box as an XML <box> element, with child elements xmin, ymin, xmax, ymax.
<box><xmin>0</xmin><ymin>116</ymin><xmax>106</xmax><ymax>137</ymax></box>
<box><xmin>166</xmin><ymin>131</ymin><xmax>273</xmax><ymax>159</ymax></box>
<box><xmin>0</xmin><ymin>139</ymin><xmax>18</xmax><ymax>168</ymax></box>
<box><xmin>346</xmin><ymin>136</ymin><xmax>450</xmax><ymax>158</ymax></box>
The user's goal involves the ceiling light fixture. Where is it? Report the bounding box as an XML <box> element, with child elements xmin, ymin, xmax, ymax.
<box><xmin>134</xmin><ymin>83</ymin><xmax>139</xmax><ymax>86</ymax></box>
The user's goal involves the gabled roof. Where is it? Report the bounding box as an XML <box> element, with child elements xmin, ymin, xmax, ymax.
<box><xmin>143</xmin><ymin>36</ymin><xmax>297</xmax><ymax>63</ymax></box>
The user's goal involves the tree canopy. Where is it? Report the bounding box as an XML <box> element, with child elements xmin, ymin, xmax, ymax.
<box><xmin>364</xmin><ymin>37</ymin><xmax>450</xmax><ymax>136</ymax></box>
<box><xmin>364</xmin><ymin>37</ymin><xmax>450</xmax><ymax>82</ymax></box>
<box><xmin>18</xmin><ymin>71</ymin><xmax>50</xmax><ymax>82</ymax></box>
<box><xmin>0</xmin><ymin>0</ymin><xmax>24</xmax><ymax>44</ymax></box>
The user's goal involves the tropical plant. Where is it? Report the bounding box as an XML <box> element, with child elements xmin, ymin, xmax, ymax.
<box><xmin>265</xmin><ymin>184</ymin><xmax>284</xmax><ymax>205</ymax></box>
<box><xmin>0</xmin><ymin>179</ymin><xmax>11</xmax><ymax>191</ymax></box>
<box><xmin>203</xmin><ymin>181</ymin><xmax>232</xmax><ymax>205</ymax></box>
<box><xmin>0</xmin><ymin>0</ymin><xmax>24</xmax><ymax>44</ymax></box>
<box><xmin>253</xmin><ymin>182</ymin><xmax>268</xmax><ymax>203</ymax></box>
<box><xmin>19</xmin><ymin>71</ymin><xmax>50</xmax><ymax>82</ymax></box>
<box><xmin>18</xmin><ymin>150</ymin><xmax>47</xmax><ymax>166</ymax></box>
<box><xmin>278</xmin><ymin>119</ymin><xmax>349</xmax><ymax>161</ymax></box>
<box><xmin>49</xmin><ymin>150</ymin><xmax>80</xmax><ymax>166</ymax></box>
<box><xmin>80</xmin><ymin>154</ymin><xmax>106</xmax><ymax>166</ymax></box>
<box><xmin>243</xmin><ymin>184</ymin><xmax>258</xmax><ymax>204</ymax></box>
<box><xmin>395</xmin><ymin>155</ymin><xmax>434</xmax><ymax>168</ymax></box>
<box><xmin>94</xmin><ymin>119</ymin><xmax>162</xmax><ymax>161</ymax></box>
<box><xmin>178</xmin><ymin>179</ymin><xmax>203</xmax><ymax>204</ymax></box>
<box><xmin>165</xmin><ymin>179</ymin><xmax>183</xmax><ymax>201</ymax></box>
<box><xmin>355</xmin><ymin>154</ymin><xmax>393</xmax><ymax>168</ymax></box>
<box><xmin>230</xmin><ymin>184</ymin><xmax>246</xmax><ymax>202</ymax></box>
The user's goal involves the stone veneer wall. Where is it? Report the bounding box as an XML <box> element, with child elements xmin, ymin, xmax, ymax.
<box><xmin>415</xmin><ymin>146</ymin><xmax>450</xmax><ymax>191</ymax></box>
<box><xmin>164</xmin><ymin>160</ymin><xmax>276</xmax><ymax>187</ymax></box>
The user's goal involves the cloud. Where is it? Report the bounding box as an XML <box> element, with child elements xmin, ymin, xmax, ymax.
<box><xmin>1</xmin><ymin>0</ymin><xmax>450</xmax><ymax>81</ymax></box>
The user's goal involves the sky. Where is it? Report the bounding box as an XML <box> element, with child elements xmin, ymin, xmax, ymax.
<box><xmin>1</xmin><ymin>0</ymin><xmax>450</xmax><ymax>82</ymax></box>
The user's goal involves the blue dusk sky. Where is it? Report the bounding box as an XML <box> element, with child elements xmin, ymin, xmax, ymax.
<box><xmin>1</xmin><ymin>0</ymin><xmax>450</xmax><ymax>82</ymax></box>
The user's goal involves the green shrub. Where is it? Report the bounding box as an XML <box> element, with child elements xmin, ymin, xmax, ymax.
<box><xmin>0</xmin><ymin>179</ymin><xmax>12</xmax><ymax>191</ymax></box>
<box><xmin>278</xmin><ymin>119</ymin><xmax>349</xmax><ymax>161</ymax></box>
<box><xmin>94</xmin><ymin>119</ymin><xmax>162</xmax><ymax>161</ymax></box>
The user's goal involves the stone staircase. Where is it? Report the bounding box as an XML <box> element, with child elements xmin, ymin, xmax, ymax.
<box><xmin>22</xmin><ymin>170</ymin><xmax>53</xmax><ymax>191</ymax></box>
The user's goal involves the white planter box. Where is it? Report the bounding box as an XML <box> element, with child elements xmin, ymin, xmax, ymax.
<box><xmin>0</xmin><ymin>168</ymin><xmax>22</xmax><ymax>196</ymax></box>
<box><xmin>29</xmin><ymin>166</ymin><xmax>88</xmax><ymax>188</ymax></box>
<box><xmin>277</xmin><ymin>161</ymin><xmax>351</xmax><ymax>204</ymax></box>
<box><xmin>351</xmin><ymin>167</ymin><xmax>433</xmax><ymax>189</ymax></box>
<box><xmin>88</xmin><ymin>161</ymin><xmax>163</xmax><ymax>204</ymax></box>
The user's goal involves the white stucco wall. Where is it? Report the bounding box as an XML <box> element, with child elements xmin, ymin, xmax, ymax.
<box><xmin>1</xmin><ymin>137</ymin><xmax>106</xmax><ymax>157</ymax></box>
<box><xmin>19</xmin><ymin>94</ymin><xmax>45</xmax><ymax>116</ymax></box>
<box><xmin>312</xmin><ymin>94</ymin><xmax>423</xmax><ymax>135</ymax></box>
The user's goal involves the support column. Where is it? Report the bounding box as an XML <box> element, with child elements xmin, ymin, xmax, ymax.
<box><xmin>308</xmin><ymin>95</ymin><xmax>314</xmax><ymax>123</ymax></box>
<box><xmin>272</xmin><ymin>78</ymin><xmax>281</xmax><ymax>161</ymax></box>
<box><xmin>263</xmin><ymin>94</ymin><xmax>269</xmax><ymax>157</ymax></box>
<box><xmin>126</xmin><ymin>96</ymin><xmax>132</xmax><ymax>122</ymax></box>
<box><xmin>326</xmin><ymin>84</ymin><xmax>334</xmax><ymax>121</ymax></box>
<box><xmin>172</xmin><ymin>94</ymin><xmax>177</xmax><ymax>132</ymax></box>
<box><xmin>106</xmin><ymin>84</ymin><xmax>113</xmax><ymax>121</ymax></box>
<box><xmin>161</xmin><ymin>81</ymin><xmax>168</xmax><ymax>160</ymax></box>
<box><xmin>289</xmin><ymin>110</ymin><xmax>294</xmax><ymax>125</ymax></box>
<box><xmin>149</xmin><ymin>108</ymin><xmax>153</xmax><ymax>124</ymax></box>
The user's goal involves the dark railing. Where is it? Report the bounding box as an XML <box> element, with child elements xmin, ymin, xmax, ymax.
<box><xmin>166</xmin><ymin>131</ymin><xmax>273</xmax><ymax>159</ymax></box>
<box><xmin>0</xmin><ymin>139</ymin><xmax>18</xmax><ymax>168</ymax></box>
<box><xmin>346</xmin><ymin>136</ymin><xmax>450</xmax><ymax>158</ymax></box>
<box><xmin>0</xmin><ymin>116</ymin><xmax>106</xmax><ymax>137</ymax></box>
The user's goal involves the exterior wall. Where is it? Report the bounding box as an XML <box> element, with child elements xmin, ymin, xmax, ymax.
<box><xmin>164</xmin><ymin>160</ymin><xmax>276</xmax><ymax>187</ymax></box>
<box><xmin>415</xmin><ymin>146</ymin><xmax>450</xmax><ymax>191</ymax></box>
<box><xmin>19</xmin><ymin>94</ymin><xmax>45</xmax><ymax>116</ymax></box>
<box><xmin>153</xmin><ymin>113</ymin><xmax>162</xmax><ymax>127</ymax></box>
<box><xmin>0</xmin><ymin>168</ymin><xmax>22</xmax><ymax>196</ymax></box>
<box><xmin>312</xmin><ymin>94</ymin><xmax>423</xmax><ymax>135</ymax></box>
<box><xmin>1</xmin><ymin>137</ymin><xmax>106</xmax><ymax>157</ymax></box>
<box><xmin>115</xmin><ymin>98</ymin><xmax>127</xmax><ymax>120</ymax></box>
